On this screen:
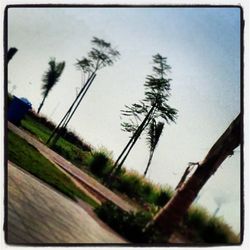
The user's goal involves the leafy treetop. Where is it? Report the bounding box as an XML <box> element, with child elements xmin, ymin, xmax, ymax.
<box><xmin>121</xmin><ymin>53</ymin><xmax>177</xmax><ymax>136</ymax></box>
<box><xmin>75</xmin><ymin>37</ymin><xmax>120</xmax><ymax>79</ymax></box>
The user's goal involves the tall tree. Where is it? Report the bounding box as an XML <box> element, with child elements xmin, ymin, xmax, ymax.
<box><xmin>111</xmin><ymin>54</ymin><xmax>177</xmax><ymax>176</ymax></box>
<box><xmin>144</xmin><ymin>120</ymin><xmax>164</xmax><ymax>177</ymax></box>
<box><xmin>37</xmin><ymin>58</ymin><xmax>65</xmax><ymax>114</ymax></box>
<box><xmin>46</xmin><ymin>37</ymin><xmax>120</xmax><ymax>145</ymax></box>
<box><xmin>146</xmin><ymin>113</ymin><xmax>241</xmax><ymax>240</ymax></box>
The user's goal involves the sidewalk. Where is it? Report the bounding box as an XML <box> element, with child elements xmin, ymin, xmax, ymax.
<box><xmin>7</xmin><ymin>162</ymin><xmax>127</xmax><ymax>244</ymax></box>
<box><xmin>8</xmin><ymin>122</ymin><xmax>136</xmax><ymax>213</ymax></box>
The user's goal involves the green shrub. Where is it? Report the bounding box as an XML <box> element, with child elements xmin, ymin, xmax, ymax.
<box><xmin>140</xmin><ymin>182</ymin><xmax>155</xmax><ymax>203</ymax></box>
<box><xmin>63</xmin><ymin>130</ymin><xmax>92</xmax><ymax>152</ymax></box>
<box><xmin>86</xmin><ymin>149</ymin><xmax>113</xmax><ymax>178</ymax></box>
<box><xmin>95</xmin><ymin>201</ymin><xmax>163</xmax><ymax>243</ymax></box>
<box><xmin>154</xmin><ymin>187</ymin><xmax>173</xmax><ymax>207</ymax></box>
<box><xmin>51</xmin><ymin>143</ymin><xmax>72</xmax><ymax>161</ymax></box>
<box><xmin>117</xmin><ymin>172</ymin><xmax>143</xmax><ymax>199</ymax></box>
<box><xmin>185</xmin><ymin>206</ymin><xmax>209</xmax><ymax>231</ymax></box>
<box><xmin>182</xmin><ymin>206</ymin><xmax>240</xmax><ymax>244</ymax></box>
<box><xmin>200</xmin><ymin>217</ymin><xmax>240</xmax><ymax>244</ymax></box>
<box><xmin>111</xmin><ymin>170</ymin><xmax>173</xmax><ymax>207</ymax></box>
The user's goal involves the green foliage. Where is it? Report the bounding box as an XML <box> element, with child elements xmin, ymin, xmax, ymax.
<box><xmin>76</xmin><ymin>37</ymin><xmax>120</xmax><ymax>74</ymax></box>
<box><xmin>86</xmin><ymin>149</ymin><xmax>113</xmax><ymax>178</ymax></box>
<box><xmin>21</xmin><ymin>115</ymin><xmax>52</xmax><ymax>142</ymax></box>
<box><xmin>21</xmin><ymin>113</ymin><xmax>91</xmax><ymax>169</ymax></box>
<box><xmin>183</xmin><ymin>206</ymin><xmax>240</xmax><ymax>244</ymax></box>
<box><xmin>154</xmin><ymin>187</ymin><xmax>173</xmax><ymax>207</ymax></box>
<box><xmin>25</xmin><ymin>111</ymin><xmax>92</xmax><ymax>151</ymax></box>
<box><xmin>146</xmin><ymin>120</ymin><xmax>164</xmax><ymax>151</ymax></box>
<box><xmin>8</xmin><ymin>130</ymin><xmax>98</xmax><ymax>208</ymax></box>
<box><xmin>50</xmin><ymin>143</ymin><xmax>88</xmax><ymax>167</ymax></box>
<box><xmin>110</xmin><ymin>170</ymin><xmax>173</xmax><ymax>208</ymax></box>
<box><xmin>117</xmin><ymin>172</ymin><xmax>142</xmax><ymax>198</ymax></box>
<box><xmin>38</xmin><ymin>58</ymin><xmax>65</xmax><ymax>113</ymax></box>
<box><xmin>200</xmin><ymin>217</ymin><xmax>240</xmax><ymax>244</ymax></box>
<box><xmin>41</xmin><ymin>58</ymin><xmax>65</xmax><ymax>97</ymax></box>
<box><xmin>185</xmin><ymin>206</ymin><xmax>209</xmax><ymax>231</ymax></box>
<box><xmin>121</xmin><ymin>53</ymin><xmax>178</xmax><ymax>136</ymax></box>
<box><xmin>95</xmin><ymin>201</ymin><xmax>163</xmax><ymax>243</ymax></box>
<box><xmin>144</xmin><ymin>120</ymin><xmax>165</xmax><ymax>176</ymax></box>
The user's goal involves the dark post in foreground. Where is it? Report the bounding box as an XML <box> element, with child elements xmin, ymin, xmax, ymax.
<box><xmin>7</xmin><ymin>47</ymin><xmax>18</xmax><ymax>63</ymax></box>
<box><xmin>147</xmin><ymin>113</ymin><xmax>241</xmax><ymax>240</ymax></box>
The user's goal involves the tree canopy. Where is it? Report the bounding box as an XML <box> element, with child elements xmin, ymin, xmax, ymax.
<box><xmin>37</xmin><ymin>58</ymin><xmax>65</xmax><ymax>114</ymax></box>
<box><xmin>76</xmin><ymin>37</ymin><xmax>120</xmax><ymax>80</ymax></box>
<box><xmin>121</xmin><ymin>53</ymin><xmax>177</xmax><ymax>139</ymax></box>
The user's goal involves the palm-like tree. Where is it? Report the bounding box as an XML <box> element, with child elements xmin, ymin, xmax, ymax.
<box><xmin>144</xmin><ymin>120</ymin><xmax>164</xmax><ymax>177</ymax></box>
<box><xmin>110</xmin><ymin>54</ymin><xmax>177</xmax><ymax>176</ymax></box>
<box><xmin>46</xmin><ymin>37</ymin><xmax>120</xmax><ymax>146</ymax></box>
<box><xmin>37</xmin><ymin>58</ymin><xmax>65</xmax><ymax>114</ymax></box>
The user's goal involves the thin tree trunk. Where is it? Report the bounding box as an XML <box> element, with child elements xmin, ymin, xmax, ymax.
<box><xmin>49</xmin><ymin>74</ymin><xmax>96</xmax><ymax>146</ymax></box>
<box><xmin>46</xmin><ymin>72</ymin><xmax>96</xmax><ymax>145</ymax></box>
<box><xmin>113</xmin><ymin>115</ymin><xmax>154</xmax><ymax>176</ymax></box>
<box><xmin>109</xmin><ymin>124</ymin><xmax>144</xmax><ymax>179</ymax></box>
<box><xmin>147</xmin><ymin>113</ymin><xmax>241</xmax><ymax>239</ymax></box>
<box><xmin>144</xmin><ymin>149</ymin><xmax>154</xmax><ymax>177</ymax></box>
<box><xmin>62</xmin><ymin>74</ymin><xmax>96</xmax><ymax>129</ymax></box>
<box><xmin>115</xmin><ymin>112</ymin><xmax>154</xmax><ymax>173</ymax></box>
<box><xmin>114</xmin><ymin>127</ymin><xmax>143</xmax><ymax>175</ymax></box>
<box><xmin>37</xmin><ymin>95</ymin><xmax>47</xmax><ymax>114</ymax></box>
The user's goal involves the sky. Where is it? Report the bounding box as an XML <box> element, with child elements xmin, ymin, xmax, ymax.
<box><xmin>7</xmin><ymin>7</ymin><xmax>241</xmax><ymax>233</ymax></box>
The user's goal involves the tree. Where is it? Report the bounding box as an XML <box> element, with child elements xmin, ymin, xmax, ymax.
<box><xmin>144</xmin><ymin>120</ymin><xmax>164</xmax><ymax>177</ymax></box>
<box><xmin>146</xmin><ymin>113</ymin><xmax>241</xmax><ymax>240</ymax></box>
<box><xmin>46</xmin><ymin>37</ymin><xmax>120</xmax><ymax>145</ymax></box>
<box><xmin>110</xmin><ymin>54</ymin><xmax>177</xmax><ymax>176</ymax></box>
<box><xmin>37</xmin><ymin>58</ymin><xmax>65</xmax><ymax>114</ymax></box>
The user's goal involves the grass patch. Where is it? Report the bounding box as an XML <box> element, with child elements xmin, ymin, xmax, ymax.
<box><xmin>8</xmin><ymin>130</ymin><xmax>99</xmax><ymax>208</ymax></box>
<box><xmin>23</xmin><ymin>109</ymin><xmax>92</xmax><ymax>151</ymax></box>
<box><xmin>21</xmin><ymin>114</ymin><xmax>90</xmax><ymax>168</ymax></box>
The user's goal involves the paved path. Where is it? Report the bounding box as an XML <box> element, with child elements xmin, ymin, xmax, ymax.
<box><xmin>7</xmin><ymin>162</ymin><xmax>127</xmax><ymax>244</ymax></box>
<box><xmin>8</xmin><ymin>122</ymin><xmax>136</xmax><ymax>213</ymax></box>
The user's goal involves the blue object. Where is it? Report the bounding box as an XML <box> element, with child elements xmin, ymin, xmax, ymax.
<box><xmin>8</xmin><ymin>96</ymin><xmax>32</xmax><ymax>126</ymax></box>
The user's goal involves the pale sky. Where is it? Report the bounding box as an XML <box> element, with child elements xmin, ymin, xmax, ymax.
<box><xmin>7</xmin><ymin>7</ymin><xmax>241</xmax><ymax>233</ymax></box>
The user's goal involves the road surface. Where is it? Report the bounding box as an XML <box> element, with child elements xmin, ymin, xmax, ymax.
<box><xmin>7</xmin><ymin>162</ymin><xmax>127</xmax><ymax>244</ymax></box>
